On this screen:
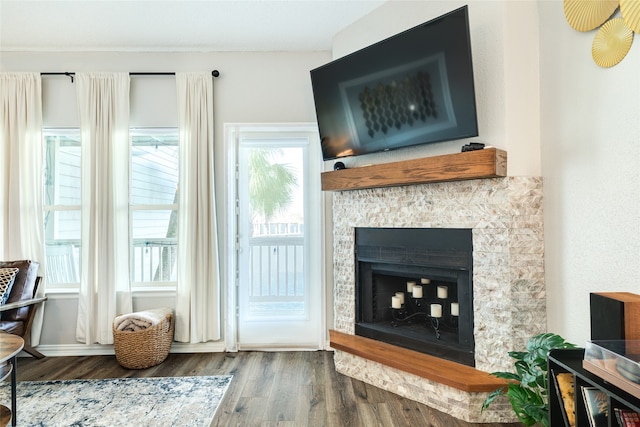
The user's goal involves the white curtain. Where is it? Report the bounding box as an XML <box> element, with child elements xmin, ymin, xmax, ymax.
<box><xmin>75</xmin><ymin>73</ymin><xmax>132</xmax><ymax>344</ymax></box>
<box><xmin>175</xmin><ymin>73</ymin><xmax>221</xmax><ymax>343</ymax></box>
<box><xmin>0</xmin><ymin>72</ymin><xmax>46</xmax><ymax>344</ymax></box>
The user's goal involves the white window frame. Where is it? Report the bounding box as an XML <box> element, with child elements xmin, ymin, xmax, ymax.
<box><xmin>43</xmin><ymin>128</ymin><xmax>82</xmax><ymax>290</ymax></box>
<box><xmin>129</xmin><ymin>127</ymin><xmax>179</xmax><ymax>291</ymax></box>
<box><xmin>224</xmin><ymin>123</ymin><xmax>325</xmax><ymax>351</ymax></box>
<box><xmin>42</xmin><ymin>127</ymin><xmax>180</xmax><ymax>291</ymax></box>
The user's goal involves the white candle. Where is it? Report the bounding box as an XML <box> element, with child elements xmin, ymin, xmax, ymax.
<box><xmin>412</xmin><ymin>285</ymin><xmax>423</xmax><ymax>298</ymax></box>
<box><xmin>391</xmin><ymin>296</ymin><xmax>401</xmax><ymax>309</ymax></box>
<box><xmin>421</xmin><ymin>278</ymin><xmax>431</xmax><ymax>285</ymax></box>
<box><xmin>451</xmin><ymin>302</ymin><xmax>459</xmax><ymax>316</ymax></box>
<box><xmin>437</xmin><ymin>286</ymin><xmax>448</xmax><ymax>299</ymax></box>
<box><xmin>430</xmin><ymin>304</ymin><xmax>442</xmax><ymax>318</ymax></box>
<box><xmin>407</xmin><ymin>281</ymin><xmax>416</xmax><ymax>292</ymax></box>
<box><xmin>395</xmin><ymin>292</ymin><xmax>405</xmax><ymax>305</ymax></box>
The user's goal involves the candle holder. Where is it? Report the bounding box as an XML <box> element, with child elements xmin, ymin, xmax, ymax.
<box><xmin>448</xmin><ymin>313</ymin><xmax>459</xmax><ymax>326</ymax></box>
<box><xmin>390</xmin><ymin>296</ymin><xmax>443</xmax><ymax>339</ymax></box>
<box><xmin>389</xmin><ymin>289</ymin><xmax>461</xmax><ymax>340</ymax></box>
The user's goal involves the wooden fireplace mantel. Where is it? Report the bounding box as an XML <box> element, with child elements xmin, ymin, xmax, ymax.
<box><xmin>329</xmin><ymin>329</ymin><xmax>508</xmax><ymax>393</ymax></box>
<box><xmin>321</xmin><ymin>147</ymin><xmax>507</xmax><ymax>192</ymax></box>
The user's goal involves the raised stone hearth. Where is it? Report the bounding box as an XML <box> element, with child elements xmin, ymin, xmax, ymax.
<box><xmin>330</xmin><ymin>176</ymin><xmax>546</xmax><ymax>423</ymax></box>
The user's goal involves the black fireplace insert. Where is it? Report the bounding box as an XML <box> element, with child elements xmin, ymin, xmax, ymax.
<box><xmin>355</xmin><ymin>227</ymin><xmax>475</xmax><ymax>366</ymax></box>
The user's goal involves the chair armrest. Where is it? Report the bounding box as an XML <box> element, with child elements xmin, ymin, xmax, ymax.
<box><xmin>0</xmin><ymin>297</ymin><xmax>47</xmax><ymax>312</ymax></box>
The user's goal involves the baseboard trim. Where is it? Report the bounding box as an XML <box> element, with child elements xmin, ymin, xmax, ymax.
<box><xmin>237</xmin><ymin>343</ymin><xmax>322</xmax><ymax>352</ymax></box>
<box><xmin>24</xmin><ymin>341</ymin><xmax>227</xmax><ymax>358</ymax></box>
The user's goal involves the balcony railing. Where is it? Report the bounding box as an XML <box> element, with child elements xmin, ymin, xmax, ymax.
<box><xmin>244</xmin><ymin>222</ymin><xmax>304</xmax><ymax>314</ymax></box>
<box><xmin>132</xmin><ymin>239</ymin><xmax>177</xmax><ymax>283</ymax></box>
<box><xmin>248</xmin><ymin>233</ymin><xmax>304</xmax><ymax>291</ymax></box>
<box><xmin>45</xmin><ymin>240</ymin><xmax>79</xmax><ymax>284</ymax></box>
<box><xmin>45</xmin><ymin>239</ymin><xmax>177</xmax><ymax>285</ymax></box>
<box><xmin>45</xmin><ymin>223</ymin><xmax>305</xmax><ymax>297</ymax></box>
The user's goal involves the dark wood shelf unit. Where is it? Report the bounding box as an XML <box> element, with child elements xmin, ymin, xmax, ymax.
<box><xmin>548</xmin><ymin>348</ymin><xmax>640</xmax><ymax>427</ymax></box>
<box><xmin>321</xmin><ymin>147</ymin><xmax>507</xmax><ymax>191</ymax></box>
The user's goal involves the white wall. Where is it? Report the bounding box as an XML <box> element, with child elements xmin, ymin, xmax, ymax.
<box><xmin>5</xmin><ymin>0</ymin><xmax>639</xmax><ymax>354</ymax></box>
<box><xmin>318</xmin><ymin>2</ymin><xmax>543</xmax><ymax>357</ymax></box>
<box><xmin>329</xmin><ymin>0</ymin><xmax>541</xmax><ymax>177</ymax></box>
<box><xmin>538</xmin><ymin>2</ymin><xmax>640</xmax><ymax>346</ymax></box>
<box><xmin>1</xmin><ymin>51</ymin><xmax>330</xmax><ymax>352</ymax></box>
<box><xmin>333</xmin><ymin>0</ymin><xmax>640</xmax><ymax>349</ymax></box>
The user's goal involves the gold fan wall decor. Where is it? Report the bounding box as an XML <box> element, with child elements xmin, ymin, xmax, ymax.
<box><xmin>564</xmin><ymin>0</ymin><xmax>620</xmax><ymax>31</ymax></box>
<box><xmin>565</xmin><ymin>0</ymin><xmax>639</xmax><ymax>67</ymax></box>
<box><xmin>621</xmin><ymin>0</ymin><xmax>640</xmax><ymax>32</ymax></box>
<box><xmin>592</xmin><ymin>18</ymin><xmax>634</xmax><ymax>67</ymax></box>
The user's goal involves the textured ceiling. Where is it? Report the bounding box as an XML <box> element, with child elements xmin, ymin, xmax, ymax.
<box><xmin>0</xmin><ymin>0</ymin><xmax>386</xmax><ymax>52</ymax></box>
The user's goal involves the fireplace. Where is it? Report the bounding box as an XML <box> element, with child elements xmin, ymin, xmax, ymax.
<box><xmin>330</xmin><ymin>177</ymin><xmax>546</xmax><ymax>423</ymax></box>
<box><xmin>355</xmin><ymin>227</ymin><xmax>475</xmax><ymax>366</ymax></box>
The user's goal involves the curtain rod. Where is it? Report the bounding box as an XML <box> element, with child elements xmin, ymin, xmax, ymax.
<box><xmin>41</xmin><ymin>70</ymin><xmax>220</xmax><ymax>82</ymax></box>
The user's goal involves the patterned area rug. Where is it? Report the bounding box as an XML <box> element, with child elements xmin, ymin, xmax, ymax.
<box><xmin>0</xmin><ymin>375</ymin><xmax>232</xmax><ymax>426</ymax></box>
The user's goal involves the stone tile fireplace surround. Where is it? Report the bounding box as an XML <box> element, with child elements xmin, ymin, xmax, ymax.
<box><xmin>330</xmin><ymin>176</ymin><xmax>546</xmax><ymax>423</ymax></box>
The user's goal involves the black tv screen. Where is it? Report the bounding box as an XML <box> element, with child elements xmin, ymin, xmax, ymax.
<box><xmin>310</xmin><ymin>6</ymin><xmax>478</xmax><ymax>161</ymax></box>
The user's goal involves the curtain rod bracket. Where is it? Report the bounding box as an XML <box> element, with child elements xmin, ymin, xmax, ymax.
<box><xmin>64</xmin><ymin>72</ymin><xmax>74</xmax><ymax>83</ymax></box>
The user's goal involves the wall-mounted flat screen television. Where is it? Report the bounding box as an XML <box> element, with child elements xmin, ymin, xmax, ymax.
<box><xmin>310</xmin><ymin>5</ymin><xmax>478</xmax><ymax>161</ymax></box>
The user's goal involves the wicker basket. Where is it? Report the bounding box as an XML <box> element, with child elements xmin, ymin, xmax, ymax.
<box><xmin>113</xmin><ymin>311</ymin><xmax>174</xmax><ymax>369</ymax></box>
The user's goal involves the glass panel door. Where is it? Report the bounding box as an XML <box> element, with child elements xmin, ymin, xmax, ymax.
<box><xmin>234</xmin><ymin>126</ymin><xmax>322</xmax><ymax>349</ymax></box>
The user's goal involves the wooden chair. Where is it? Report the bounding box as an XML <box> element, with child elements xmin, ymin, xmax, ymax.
<box><xmin>0</xmin><ymin>260</ymin><xmax>47</xmax><ymax>358</ymax></box>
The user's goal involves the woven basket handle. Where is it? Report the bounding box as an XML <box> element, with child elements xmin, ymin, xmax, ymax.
<box><xmin>164</xmin><ymin>313</ymin><xmax>173</xmax><ymax>333</ymax></box>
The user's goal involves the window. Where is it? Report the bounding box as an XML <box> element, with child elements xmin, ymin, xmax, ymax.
<box><xmin>43</xmin><ymin>128</ymin><xmax>179</xmax><ymax>289</ymax></box>
<box><xmin>130</xmin><ymin>128</ymin><xmax>179</xmax><ymax>288</ymax></box>
<box><xmin>44</xmin><ymin>129</ymin><xmax>81</xmax><ymax>288</ymax></box>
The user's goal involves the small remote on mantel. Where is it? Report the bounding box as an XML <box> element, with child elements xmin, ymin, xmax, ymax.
<box><xmin>461</xmin><ymin>142</ymin><xmax>485</xmax><ymax>152</ymax></box>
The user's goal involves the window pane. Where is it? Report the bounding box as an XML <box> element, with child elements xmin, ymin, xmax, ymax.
<box><xmin>44</xmin><ymin>210</ymin><xmax>80</xmax><ymax>241</ymax></box>
<box><xmin>45</xmin><ymin>242</ymin><xmax>80</xmax><ymax>285</ymax></box>
<box><xmin>44</xmin><ymin>209</ymin><xmax>81</xmax><ymax>285</ymax></box>
<box><xmin>131</xmin><ymin>132</ymin><xmax>179</xmax><ymax>205</ymax></box>
<box><xmin>44</xmin><ymin>132</ymin><xmax>81</xmax><ymax>206</ymax></box>
<box><xmin>44</xmin><ymin>129</ymin><xmax>81</xmax><ymax>287</ymax></box>
<box><xmin>131</xmin><ymin>209</ymin><xmax>177</xmax><ymax>283</ymax></box>
<box><xmin>131</xmin><ymin>129</ymin><xmax>178</xmax><ymax>286</ymax></box>
<box><xmin>240</xmin><ymin>145</ymin><xmax>306</xmax><ymax>318</ymax></box>
<box><xmin>131</xmin><ymin>210</ymin><xmax>176</xmax><ymax>239</ymax></box>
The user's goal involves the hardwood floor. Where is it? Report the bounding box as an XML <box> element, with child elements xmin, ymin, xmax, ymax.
<box><xmin>16</xmin><ymin>351</ymin><xmax>523</xmax><ymax>427</ymax></box>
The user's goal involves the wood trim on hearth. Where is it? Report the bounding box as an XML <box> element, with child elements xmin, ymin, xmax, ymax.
<box><xmin>329</xmin><ymin>329</ymin><xmax>508</xmax><ymax>393</ymax></box>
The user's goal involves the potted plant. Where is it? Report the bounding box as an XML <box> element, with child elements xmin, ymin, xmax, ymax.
<box><xmin>481</xmin><ymin>332</ymin><xmax>576</xmax><ymax>427</ymax></box>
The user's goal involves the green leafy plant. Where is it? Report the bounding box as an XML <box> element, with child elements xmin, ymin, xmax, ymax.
<box><xmin>248</xmin><ymin>148</ymin><xmax>297</xmax><ymax>223</ymax></box>
<box><xmin>481</xmin><ymin>333</ymin><xmax>576</xmax><ymax>427</ymax></box>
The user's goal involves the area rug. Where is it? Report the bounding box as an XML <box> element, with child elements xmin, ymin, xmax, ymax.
<box><xmin>0</xmin><ymin>375</ymin><xmax>232</xmax><ymax>427</ymax></box>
